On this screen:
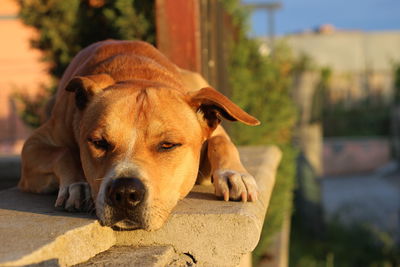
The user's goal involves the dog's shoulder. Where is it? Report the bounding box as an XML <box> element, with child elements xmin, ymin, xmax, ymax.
<box><xmin>178</xmin><ymin>68</ymin><xmax>209</xmax><ymax>92</ymax></box>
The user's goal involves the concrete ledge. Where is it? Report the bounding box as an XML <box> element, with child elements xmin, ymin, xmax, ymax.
<box><xmin>0</xmin><ymin>146</ymin><xmax>282</xmax><ymax>267</ymax></box>
<box><xmin>74</xmin><ymin>246</ymin><xmax>184</xmax><ymax>267</ymax></box>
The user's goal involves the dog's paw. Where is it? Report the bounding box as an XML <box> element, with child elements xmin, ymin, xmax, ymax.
<box><xmin>55</xmin><ymin>182</ymin><xmax>93</xmax><ymax>212</ymax></box>
<box><xmin>212</xmin><ymin>169</ymin><xmax>258</xmax><ymax>202</ymax></box>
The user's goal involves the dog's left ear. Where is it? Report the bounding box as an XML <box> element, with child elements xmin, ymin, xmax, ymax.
<box><xmin>188</xmin><ymin>87</ymin><xmax>260</xmax><ymax>132</ymax></box>
<box><xmin>65</xmin><ymin>73</ymin><xmax>115</xmax><ymax>110</ymax></box>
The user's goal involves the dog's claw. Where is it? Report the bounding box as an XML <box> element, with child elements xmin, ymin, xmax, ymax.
<box><xmin>213</xmin><ymin>169</ymin><xmax>258</xmax><ymax>202</ymax></box>
<box><xmin>55</xmin><ymin>182</ymin><xmax>93</xmax><ymax>212</ymax></box>
<box><xmin>223</xmin><ymin>191</ymin><xmax>229</xmax><ymax>202</ymax></box>
<box><xmin>241</xmin><ymin>192</ymin><xmax>247</xmax><ymax>202</ymax></box>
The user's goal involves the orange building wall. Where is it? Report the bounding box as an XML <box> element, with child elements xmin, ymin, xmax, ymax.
<box><xmin>0</xmin><ymin>0</ymin><xmax>49</xmax><ymax>154</ymax></box>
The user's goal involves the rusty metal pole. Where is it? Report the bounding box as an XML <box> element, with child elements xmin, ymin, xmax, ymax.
<box><xmin>155</xmin><ymin>0</ymin><xmax>201</xmax><ymax>73</ymax></box>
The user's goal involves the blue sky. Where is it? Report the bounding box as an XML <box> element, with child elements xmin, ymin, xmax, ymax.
<box><xmin>243</xmin><ymin>0</ymin><xmax>400</xmax><ymax>36</ymax></box>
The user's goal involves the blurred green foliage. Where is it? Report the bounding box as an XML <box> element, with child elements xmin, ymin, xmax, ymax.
<box><xmin>18</xmin><ymin>0</ymin><xmax>155</xmax><ymax>79</ymax></box>
<box><xmin>393</xmin><ymin>62</ymin><xmax>400</xmax><ymax>105</ymax></box>
<box><xmin>16</xmin><ymin>0</ymin><xmax>155</xmax><ymax>126</ymax></box>
<box><xmin>290</xmin><ymin>63</ymin><xmax>400</xmax><ymax>267</ymax></box>
<box><xmin>222</xmin><ymin>0</ymin><xmax>298</xmax><ymax>263</ymax></box>
<box><xmin>290</xmin><ymin>214</ymin><xmax>400</xmax><ymax>267</ymax></box>
<box><xmin>320</xmin><ymin>65</ymin><xmax>397</xmax><ymax>137</ymax></box>
<box><xmin>310</xmin><ymin>67</ymin><xmax>331</xmax><ymax>124</ymax></box>
<box><xmin>323</xmin><ymin>100</ymin><xmax>391</xmax><ymax>137</ymax></box>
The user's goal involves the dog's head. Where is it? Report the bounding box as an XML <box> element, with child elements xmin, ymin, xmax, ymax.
<box><xmin>65</xmin><ymin>73</ymin><xmax>259</xmax><ymax>230</ymax></box>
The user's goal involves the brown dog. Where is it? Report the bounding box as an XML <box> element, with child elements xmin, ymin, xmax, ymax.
<box><xmin>18</xmin><ymin>40</ymin><xmax>260</xmax><ymax>230</ymax></box>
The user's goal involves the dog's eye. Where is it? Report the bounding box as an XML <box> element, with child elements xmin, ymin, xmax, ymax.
<box><xmin>88</xmin><ymin>138</ymin><xmax>110</xmax><ymax>151</ymax></box>
<box><xmin>159</xmin><ymin>142</ymin><xmax>181</xmax><ymax>151</ymax></box>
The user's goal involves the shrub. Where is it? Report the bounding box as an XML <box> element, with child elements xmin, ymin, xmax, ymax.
<box><xmin>323</xmin><ymin>100</ymin><xmax>391</xmax><ymax>137</ymax></box>
<box><xmin>223</xmin><ymin>0</ymin><xmax>298</xmax><ymax>263</ymax></box>
<box><xmin>290</xmin><ymin>216</ymin><xmax>400</xmax><ymax>267</ymax></box>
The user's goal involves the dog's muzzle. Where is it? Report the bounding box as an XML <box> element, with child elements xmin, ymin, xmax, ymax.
<box><xmin>100</xmin><ymin>177</ymin><xmax>147</xmax><ymax>230</ymax></box>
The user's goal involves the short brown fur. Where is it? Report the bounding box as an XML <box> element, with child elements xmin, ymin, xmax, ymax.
<box><xmin>19</xmin><ymin>40</ymin><xmax>260</xmax><ymax>230</ymax></box>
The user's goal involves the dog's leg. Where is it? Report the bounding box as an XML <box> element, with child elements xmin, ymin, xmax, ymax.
<box><xmin>19</xmin><ymin>133</ymin><xmax>92</xmax><ymax>211</ymax></box>
<box><xmin>179</xmin><ymin>68</ymin><xmax>258</xmax><ymax>201</ymax></box>
<box><xmin>206</xmin><ymin>126</ymin><xmax>258</xmax><ymax>202</ymax></box>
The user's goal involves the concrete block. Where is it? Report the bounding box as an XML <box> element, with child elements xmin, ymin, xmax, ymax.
<box><xmin>0</xmin><ymin>146</ymin><xmax>282</xmax><ymax>267</ymax></box>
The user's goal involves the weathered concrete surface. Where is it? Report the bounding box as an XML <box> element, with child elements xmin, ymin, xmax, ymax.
<box><xmin>0</xmin><ymin>188</ymin><xmax>116</xmax><ymax>266</ymax></box>
<box><xmin>0</xmin><ymin>146</ymin><xmax>282</xmax><ymax>267</ymax></box>
<box><xmin>74</xmin><ymin>246</ymin><xmax>191</xmax><ymax>267</ymax></box>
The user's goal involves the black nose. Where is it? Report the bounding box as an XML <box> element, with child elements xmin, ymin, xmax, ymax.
<box><xmin>107</xmin><ymin>177</ymin><xmax>145</xmax><ymax>209</ymax></box>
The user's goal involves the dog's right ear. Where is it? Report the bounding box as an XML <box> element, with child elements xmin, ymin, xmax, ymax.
<box><xmin>65</xmin><ymin>73</ymin><xmax>115</xmax><ymax>110</ymax></box>
<box><xmin>187</xmin><ymin>87</ymin><xmax>260</xmax><ymax>135</ymax></box>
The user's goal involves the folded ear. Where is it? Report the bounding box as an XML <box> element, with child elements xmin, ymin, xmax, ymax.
<box><xmin>65</xmin><ymin>73</ymin><xmax>115</xmax><ymax>110</ymax></box>
<box><xmin>187</xmin><ymin>87</ymin><xmax>260</xmax><ymax>132</ymax></box>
